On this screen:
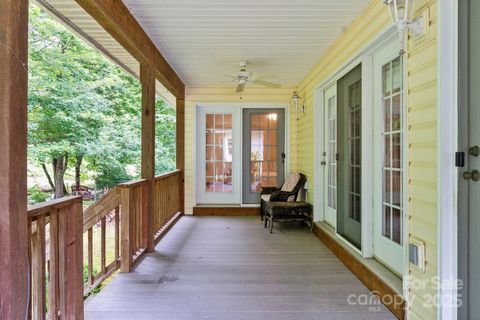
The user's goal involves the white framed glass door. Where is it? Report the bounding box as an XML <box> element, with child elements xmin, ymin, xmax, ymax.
<box><xmin>196</xmin><ymin>106</ymin><xmax>241</xmax><ymax>204</ymax></box>
<box><xmin>373</xmin><ymin>38</ymin><xmax>405</xmax><ymax>275</ymax></box>
<box><xmin>324</xmin><ymin>85</ymin><xmax>337</xmax><ymax>228</ymax></box>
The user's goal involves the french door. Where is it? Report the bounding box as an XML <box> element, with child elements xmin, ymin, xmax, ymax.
<box><xmin>196</xmin><ymin>106</ymin><xmax>285</xmax><ymax>205</ymax></box>
<box><xmin>196</xmin><ymin>106</ymin><xmax>241</xmax><ymax>204</ymax></box>
<box><xmin>336</xmin><ymin>64</ymin><xmax>362</xmax><ymax>250</ymax></box>
<box><xmin>372</xmin><ymin>38</ymin><xmax>405</xmax><ymax>275</ymax></box>
<box><xmin>242</xmin><ymin>109</ymin><xmax>285</xmax><ymax>204</ymax></box>
<box><xmin>323</xmin><ymin>85</ymin><xmax>337</xmax><ymax>228</ymax></box>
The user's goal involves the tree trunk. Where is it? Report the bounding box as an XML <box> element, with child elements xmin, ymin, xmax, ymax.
<box><xmin>41</xmin><ymin>162</ymin><xmax>55</xmax><ymax>191</ymax></box>
<box><xmin>52</xmin><ymin>155</ymin><xmax>68</xmax><ymax>198</ymax></box>
<box><xmin>75</xmin><ymin>155</ymin><xmax>83</xmax><ymax>189</ymax></box>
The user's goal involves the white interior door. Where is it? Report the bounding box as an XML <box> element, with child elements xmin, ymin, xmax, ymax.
<box><xmin>196</xmin><ymin>106</ymin><xmax>241</xmax><ymax>204</ymax></box>
<box><xmin>323</xmin><ymin>85</ymin><xmax>337</xmax><ymax>228</ymax></box>
<box><xmin>372</xmin><ymin>38</ymin><xmax>405</xmax><ymax>275</ymax></box>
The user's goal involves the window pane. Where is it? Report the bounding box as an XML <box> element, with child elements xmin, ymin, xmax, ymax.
<box><xmin>206</xmin><ymin>146</ymin><xmax>214</xmax><ymax>161</ymax></box>
<box><xmin>206</xmin><ymin>114</ymin><xmax>214</xmax><ymax>129</ymax></box>
<box><xmin>382</xmin><ymin>206</ymin><xmax>391</xmax><ymax>238</ymax></box>
<box><xmin>392</xmin><ymin>171</ymin><xmax>402</xmax><ymax>207</ymax></box>
<box><xmin>224</xmin><ymin>114</ymin><xmax>232</xmax><ymax>129</ymax></box>
<box><xmin>268</xmin><ymin>113</ymin><xmax>278</xmax><ymax>129</ymax></box>
<box><xmin>206</xmin><ymin>130</ymin><xmax>214</xmax><ymax>145</ymax></box>
<box><xmin>383</xmin><ymin>63</ymin><xmax>392</xmax><ymax>97</ymax></box>
<box><xmin>258</xmin><ymin>114</ymin><xmax>268</xmax><ymax>129</ymax></box>
<box><xmin>383</xmin><ymin>170</ymin><xmax>391</xmax><ymax>204</ymax></box>
<box><xmin>392</xmin><ymin>94</ymin><xmax>402</xmax><ymax>131</ymax></box>
<box><xmin>206</xmin><ymin>162</ymin><xmax>214</xmax><ymax>176</ymax></box>
<box><xmin>214</xmin><ymin>114</ymin><xmax>223</xmax><ymax>129</ymax></box>
<box><xmin>392</xmin><ymin>133</ymin><xmax>401</xmax><ymax>168</ymax></box>
<box><xmin>392</xmin><ymin>208</ymin><xmax>402</xmax><ymax>244</ymax></box>
<box><xmin>384</xmin><ymin>134</ymin><xmax>391</xmax><ymax>168</ymax></box>
<box><xmin>392</xmin><ymin>57</ymin><xmax>402</xmax><ymax>94</ymax></box>
<box><xmin>383</xmin><ymin>98</ymin><xmax>391</xmax><ymax>132</ymax></box>
<box><xmin>268</xmin><ymin>130</ymin><xmax>277</xmax><ymax>145</ymax></box>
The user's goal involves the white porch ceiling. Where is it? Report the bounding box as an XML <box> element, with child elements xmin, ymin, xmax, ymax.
<box><xmin>122</xmin><ymin>0</ymin><xmax>371</xmax><ymax>88</ymax></box>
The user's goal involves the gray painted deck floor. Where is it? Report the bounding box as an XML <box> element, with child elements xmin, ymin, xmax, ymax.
<box><xmin>85</xmin><ymin>216</ymin><xmax>395</xmax><ymax>320</ymax></box>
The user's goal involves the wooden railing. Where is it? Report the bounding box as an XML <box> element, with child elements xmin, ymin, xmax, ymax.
<box><xmin>28</xmin><ymin>196</ymin><xmax>84</xmax><ymax>320</ymax></box>
<box><xmin>118</xmin><ymin>179</ymin><xmax>149</xmax><ymax>272</ymax></box>
<box><xmin>26</xmin><ymin>170</ymin><xmax>183</xmax><ymax>319</ymax></box>
<box><xmin>82</xmin><ymin>187</ymin><xmax>121</xmax><ymax>296</ymax></box>
<box><xmin>153</xmin><ymin>169</ymin><xmax>183</xmax><ymax>243</ymax></box>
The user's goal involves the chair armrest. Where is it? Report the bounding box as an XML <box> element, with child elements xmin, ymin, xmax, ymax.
<box><xmin>269</xmin><ymin>190</ymin><xmax>294</xmax><ymax>202</ymax></box>
<box><xmin>261</xmin><ymin>186</ymin><xmax>279</xmax><ymax>195</ymax></box>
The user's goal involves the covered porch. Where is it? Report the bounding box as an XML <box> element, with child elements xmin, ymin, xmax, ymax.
<box><xmin>1</xmin><ymin>0</ymin><xmax>444</xmax><ymax>319</ymax></box>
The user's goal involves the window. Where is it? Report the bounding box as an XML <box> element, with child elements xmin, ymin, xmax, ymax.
<box><xmin>327</xmin><ymin>96</ymin><xmax>337</xmax><ymax>209</ymax></box>
<box><xmin>348</xmin><ymin>80</ymin><xmax>362</xmax><ymax>222</ymax></box>
<box><xmin>381</xmin><ymin>56</ymin><xmax>403</xmax><ymax>245</ymax></box>
<box><xmin>205</xmin><ymin>113</ymin><xmax>233</xmax><ymax>193</ymax></box>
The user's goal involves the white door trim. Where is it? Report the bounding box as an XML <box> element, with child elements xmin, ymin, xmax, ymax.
<box><xmin>437</xmin><ymin>0</ymin><xmax>459</xmax><ymax>319</ymax></box>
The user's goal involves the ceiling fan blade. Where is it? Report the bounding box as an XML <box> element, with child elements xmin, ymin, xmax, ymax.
<box><xmin>236</xmin><ymin>83</ymin><xmax>245</xmax><ymax>93</ymax></box>
<box><xmin>222</xmin><ymin>74</ymin><xmax>238</xmax><ymax>80</ymax></box>
<box><xmin>254</xmin><ymin>79</ymin><xmax>281</xmax><ymax>88</ymax></box>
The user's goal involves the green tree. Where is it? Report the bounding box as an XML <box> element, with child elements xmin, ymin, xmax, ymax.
<box><xmin>28</xmin><ymin>5</ymin><xmax>176</xmax><ymax>198</ymax></box>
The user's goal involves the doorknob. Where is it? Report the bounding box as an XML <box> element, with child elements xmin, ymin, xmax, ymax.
<box><xmin>320</xmin><ymin>161</ymin><xmax>326</xmax><ymax>166</ymax></box>
<box><xmin>469</xmin><ymin>146</ymin><xmax>480</xmax><ymax>157</ymax></box>
<box><xmin>463</xmin><ymin>170</ymin><xmax>480</xmax><ymax>182</ymax></box>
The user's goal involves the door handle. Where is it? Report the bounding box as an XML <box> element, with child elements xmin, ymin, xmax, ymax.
<box><xmin>463</xmin><ymin>169</ymin><xmax>480</xmax><ymax>182</ymax></box>
<box><xmin>281</xmin><ymin>152</ymin><xmax>286</xmax><ymax>164</ymax></box>
<box><xmin>320</xmin><ymin>161</ymin><xmax>326</xmax><ymax>166</ymax></box>
<box><xmin>469</xmin><ymin>146</ymin><xmax>480</xmax><ymax>157</ymax></box>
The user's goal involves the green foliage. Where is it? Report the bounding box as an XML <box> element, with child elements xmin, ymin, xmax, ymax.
<box><xmin>28</xmin><ymin>185</ymin><xmax>50</xmax><ymax>204</ymax></box>
<box><xmin>28</xmin><ymin>4</ymin><xmax>176</xmax><ymax>190</ymax></box>
<box><xmin>83</xmin><ymin>265</ymin><xmax>101</xmax><ymax>294</ymax></box>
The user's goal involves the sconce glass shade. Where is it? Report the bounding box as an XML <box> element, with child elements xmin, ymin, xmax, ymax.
<box><xmin>385</xmin><ymin>0</ymin><xmax>414</xmax><ymax>23</ymax></box>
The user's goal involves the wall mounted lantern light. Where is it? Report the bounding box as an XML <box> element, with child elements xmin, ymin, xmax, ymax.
<box><xmin>384</xmin><ymin>0</ymin><xmax>426</xmax><ymax>55</ymax></box>
<box><xmin>291</xmin><ymin>91</ymin><xmax>304</xmax><ymax>119</ymax></box>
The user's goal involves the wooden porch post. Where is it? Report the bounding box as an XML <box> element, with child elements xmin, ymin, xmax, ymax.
<box><xmin>176</xmin><ymin>97</ymin><xmax>185</xmax><ymax>213</ymax></box>
<box><xmin>0</xmin><ymin>1</ymin><xmax>29</xmax><ymax>319</ymax></box>
<box><xmin>140</xmin><ymin>63</ymin><xmax>156</xmax><ymax>252</ymax></box>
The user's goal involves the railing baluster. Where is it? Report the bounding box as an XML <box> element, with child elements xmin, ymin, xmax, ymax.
<box><xmin>101</xmin><ymin>216</ymin><xmax>106</xmax><ymax>276</ymax></box>
<box><xmin>88</xmin><ymin>228</ymin><xmax>93</xmax><ymax>286</ymax></box>
<box><xmin>115</xmin><ymin>206</ymin><xmax>120</xmax><ymax>266</ymax></box>
<box><xmin>31</xmin><ymin>215</ymin><xmax>46</xmax><ymax>320</ymax></box>
<box><xmin>49</xmin><ymin>212</ymin><xmax>60</xmax><ymax>320</ymax></box>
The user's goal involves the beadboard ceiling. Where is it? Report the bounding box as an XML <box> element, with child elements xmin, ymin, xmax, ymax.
<box><xmin>122</xmin><ymin>0</ymin><xmax>371</xmax><ymax>87</ymax></box>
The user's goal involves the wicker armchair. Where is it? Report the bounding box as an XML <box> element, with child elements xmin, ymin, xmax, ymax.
<box><xmin>260</xmin><ymin>172</ymin><xmax>306</xmax><ymax>220</ymax></box>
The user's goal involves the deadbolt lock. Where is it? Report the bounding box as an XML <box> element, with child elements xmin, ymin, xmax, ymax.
<box><xmin>463</xmin><ymin>170</ymin><xmax>480</xmax><ymax>182</ymax></box>
<box><xmin>469</xmin><ymin>146</ymin><xmax>480</xmax><ymax>157</ymax></box>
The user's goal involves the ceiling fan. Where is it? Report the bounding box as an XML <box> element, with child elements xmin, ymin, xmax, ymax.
<box><xmin>223</xmin><ymin>61</ymin><xmax>281</xmax><ymax>93</ymax></box>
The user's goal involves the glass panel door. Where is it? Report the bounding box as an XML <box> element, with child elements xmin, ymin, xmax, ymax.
<box><xmin>373</xmin><ymin>37</ymin><xmax>405</xmax><ymax>275</ymax></box>
<box><xmin>324</xmin><ymin>85</ymin><xmax>337</xmax><ymax>227</ymax></box>
<box><xmin>242</xmin><ymin>109</ymin><xmax>285</xmax><ymax>204</ymax></box>
<box><xmin>337</xmin><ymin>64</ymin><xmax>362</xmax><ymax>250</ymax></box>
<box><xmin>196</xmin><ymin>106</ymin><xmax>241</xmax><ymax>204</ymax></box>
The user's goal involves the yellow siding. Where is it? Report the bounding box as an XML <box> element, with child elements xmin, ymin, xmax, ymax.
<box><xmin>184</xmin><ymin>87</ymin><xmax>294</xmax><ymax>214</ymax></box>
<box><xmin>293</xmin><ymin>0</ymin><xmax>438</xmax><ymax>319</ymax></box>
<box><xmin>407</xmin><ymin>1</ymin><xmax>438</xmax><ymax>319</ymax></box>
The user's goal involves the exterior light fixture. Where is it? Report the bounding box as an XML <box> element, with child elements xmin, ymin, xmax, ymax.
<box><xmin>384</xmin><ymin>0</ymin><xmax>425</xmax><ymax>55</ymax></box>
<box><xmin>291</xmin><ymin>91</ymin><xmax>304</xmax><ymax>118</ymax></box>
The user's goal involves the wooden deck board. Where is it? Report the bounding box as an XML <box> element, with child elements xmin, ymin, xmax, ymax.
<box><xmin>85</xmin><ymin>216</ymin><xmax>395</xmax><ymax>319</ymax></box>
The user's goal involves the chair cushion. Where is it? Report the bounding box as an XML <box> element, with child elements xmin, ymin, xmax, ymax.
<box><xmin>281</xmin><ymin>173</ymin><xmax>301</xmax><ymax>192</ymax></box>
<box><xmin>261</xmin><ymin>194</ymin><xmax>271</xmax><ymax>202</ymax></box>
